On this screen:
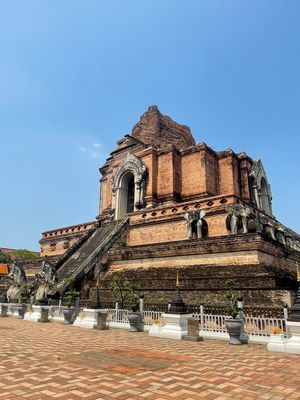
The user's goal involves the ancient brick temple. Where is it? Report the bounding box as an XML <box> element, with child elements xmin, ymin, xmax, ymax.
<box><xmin>41</xmin><ymin>106</ymin><xmax>300</xmax><ymax>307</ymax></box>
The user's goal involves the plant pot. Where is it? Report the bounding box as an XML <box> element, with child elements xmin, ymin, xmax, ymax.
<box><xmin>225</xmin><ymin>318</ymin><xmax>243</xmax><ymax>345</ymax></box>
<box><xmin>17</xmin><ymin>305</ymin><xmax>27</xmax><ymax>319</ymax></box>
<box><xmin>63</xmin><ymin>307</ymin><xmax>75</xmax><ymax>324</ymax></box>
<box><xmin>128</xmin><ymin>311</ymin><xmax>142</xmax><ymax>332</ymax></box>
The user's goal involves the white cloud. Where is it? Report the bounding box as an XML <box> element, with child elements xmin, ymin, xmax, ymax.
<box><xmin>78</xmin><ymin>143</ymin><xmax>103</xmax><ymax>159</ymax></box>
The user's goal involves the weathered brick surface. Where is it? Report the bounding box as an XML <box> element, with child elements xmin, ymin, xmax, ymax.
<box><xmin>181</xmin><ymin>151</ymin><xmax>204</xmax><ymax>196</ymax></box>
<box><xmin>129</xmin><ymin>219</ymin><xmax>187</xmax><ymax>245</ymax></box>
<box><xmin>157</xmin><ymin>153</ymin><xmax>175</xmax><ymax>197</ymax></box>
<box><xmin>98</xmin><ymin>111</ymin><xmax>252</xmax><ymax>218</ymax></box>
<box><xmin>101</xmin><ymin>234</ymin><xmax>298</xmax><ymax>307</ymax></box>
<box><xmin>40</xmin><ymin>222</ymin><xmax>95</xmax><ymax>257</ymax></box>
<box><xmin>218</xmin><ymin>155</ymin><xmax>238</xmax><ymax>196</ymax></box>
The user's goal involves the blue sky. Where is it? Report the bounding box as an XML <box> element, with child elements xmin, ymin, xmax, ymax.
<box><xmin>1</xmin><ymin>0</ymin><xmax>299</xmax><ymax>251</ymax></box>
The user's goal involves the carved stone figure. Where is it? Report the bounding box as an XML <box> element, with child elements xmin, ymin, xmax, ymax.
<box><xmin>285</xmin><ymin>235</ymin><xmax>294</xmax><ymax>249</ymax></box>
<box><xmin>80</xmin><ymin>281</ymin><xmax>90</xmax><ymax>300</ymax></box>
<box><xmin>35</xmin><ymin>258</ymin><xmax>58</xmax><ymax>301</ymax></box>
<box><xmin>227</xmin><ymin>205</ymin><xmax>252</xmax><ymax>234</ymax></box>
<box><xmin>184</xmin><ymin>211</ymin><xmax>197</xmax><ymax>239</ymax></box>
<box><xmin>258</xmin><ymin>214</ymin><xmax>276</xmax><ymax>240</ymax></box>
<box><xmin>6</xmin><ymin>261</ymin><xmax>27</xmax><ymax>301</ymax></box>
<box><xmin>184</xmin><ymin>210</ymin><xmax>206</xmax><ymax>239</ymax></box>
<box><xmin>275</xmin><ymin>226</ymin><xmax>286</xmax><ymax>245</ymax></box>
<box><xmin>227</xmin><ymin>206</ymin><xmax>240</xmax><ymax>234</ymax></box>
<box><xmin>295</xmin><ymin>241</ymin><xmax>300</xmax><ymax>252</ymax></box>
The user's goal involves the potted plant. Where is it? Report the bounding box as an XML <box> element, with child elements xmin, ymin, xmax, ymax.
<box><xmin>127</xmin><ymin>291</ymin><xmax>142</xmax><ymax>332</ymax></box>
<box><xmin>63</xmin><ymin>288</ymin><xmax>80</xmax><ymax>324</ymax></box>
<box><xmin>110</xmin><ymin>269</ymin><xmax>142</xmax><ymax>332</ymax></box>
<box><xmin>224</xmin><ymin>279</ymin><xmax>243</xmax><ymax>345</ymax></box>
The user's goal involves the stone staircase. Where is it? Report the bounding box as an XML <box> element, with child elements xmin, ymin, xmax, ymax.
<box><xmin>54</xmin><ymin>218</ymin><xmax>128</xmax><ymax>293</ymax></box>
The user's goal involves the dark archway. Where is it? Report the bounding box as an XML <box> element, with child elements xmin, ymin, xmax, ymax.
<box><xmin>116</xmin><ymin>171</ymin><xmax>135</xmax><ymax>219</ymax></box>
<box><xmin>127</xmin><ymin>175</ymin><xmax>135</xmax><ymax>213</ymax></box>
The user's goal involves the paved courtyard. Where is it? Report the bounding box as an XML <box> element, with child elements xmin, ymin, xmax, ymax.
<box><xmin>1</xmin><ymin>318</ymin><xmax>300</xmax><ymax>400</ymax></box>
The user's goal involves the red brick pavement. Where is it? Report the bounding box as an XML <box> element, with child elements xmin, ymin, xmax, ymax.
<box><xmin>0</xmin><ymin>318</ymin><xmax>300</xmax><ymax>399</ymax></box>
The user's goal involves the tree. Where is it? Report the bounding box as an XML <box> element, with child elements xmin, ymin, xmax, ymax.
<box><xmin>0</xmin><ymin>251</ymin><xmax>11</xmax><ymax>264</ymax></box>
<box><xmin>224</xmin><ymin>278</ymin><xmax>242</xmax><ymax>319</ymax></box>
<box><xmin>7</xmin><ymin>249</ymin><xmax>38</xmax><ymax>261</ymax></box>
<box><xmin>110</xmin><ymin>269</ymin><xmax>138</xmax><ymax>310</ymax></box>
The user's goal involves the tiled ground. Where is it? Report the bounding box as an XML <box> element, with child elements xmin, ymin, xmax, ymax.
<box><xmin>0</xmin><ymin>318</ymin><xmax>300</xmax><ymax>400</ymax></box>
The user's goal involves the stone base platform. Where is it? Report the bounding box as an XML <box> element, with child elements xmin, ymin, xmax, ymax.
<box><xmin>73</xmin><ymin>308</ymin><xmax>108</xmax><ymax>330</ymax></box>
<box><xmin>0</xmin><ymin>303</ymin><xmax>9</xmax><ymax>317</ymax></box>
<box><xmin>24</xmin><ymin>305</ymin><xmax>50</xmax><ymax>323</ymax></box>
<box><xmin>285</xmin><ymin>320</ymin><xmax>300</xmax><ymax>354</ymax></box>
<box><xmin>149</xmin><ymin>313</ymin><xmax>192</xmax><ymax>340</ymax></box>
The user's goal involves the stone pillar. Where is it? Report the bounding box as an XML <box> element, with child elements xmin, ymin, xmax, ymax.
<box><xmin>134</xmin><ymin>181</ymin><xmax>141</xmax><ymax>211</ymax></box>
<box><xmin>252</xmin><ymin>184</ymin><xmax>260</xmax><ymax>209</ymax></box>
<box><xmin>183</xmin><ymin>318</ymin><xmax>203</xmax><ymax>341</ymax></box>
<box><xmin>38</xmin><ymin>307</ymin><xmax>50</xmax><ymax>323</ymax></box>
<box><xmin>0</xmin><ymin>304</ymin><xmax>8</xmax><ymax>317</ymax></box>
<box><xmin>94</xmin><ymin>310</ymin><xmax>108</xmax><ymax>330</ymax></box>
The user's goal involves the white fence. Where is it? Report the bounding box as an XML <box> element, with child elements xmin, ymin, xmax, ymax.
<box><xmin>102</xmin><ymin>306</ymin><xmax>288</xmax><ymax>342</ymax></box>
<box><xmin>188</xmin><ymin>309</ymin><xmax>287</xmax><ymax>343</ymax></box>
<box><xmin>6</xmin><ymin>302</ymin><xmax>288</xmax><ymax>344</ymax></box>
<box><xmin>191</xmin><ymin>309</ymin><xmax>286</xmax><ymax>337</ymax></box>
<box><xmin>106</xmin><ymin>308</ymin><xmax>129</xmax><ymax>329</ymax></box>
<box><xmin>105</xmin><ymin>309</ymin><xmax>164</xmax><ymax>330</ymax></box>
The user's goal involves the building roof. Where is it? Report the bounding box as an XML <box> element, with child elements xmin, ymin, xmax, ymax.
<box><xmin>0</xmin><ymin>264</ymin><xmax>9</xmax><ymax>276</ymax></box>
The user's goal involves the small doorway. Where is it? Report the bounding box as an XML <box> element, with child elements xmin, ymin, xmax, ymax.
<box><xmin>116</xmin><ymin>171</ymin><xmax>135</xmax><ymax>219</ymax></box>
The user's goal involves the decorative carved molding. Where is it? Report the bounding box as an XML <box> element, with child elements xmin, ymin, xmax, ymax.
<box><xmin>112</xmin><ymin>153</ymin><xmax>147</xmax><ymax>190</ymax></box>
<box><xmin>111</xmin><ymin>153</ymin><xmax>147</xmax><ymax>218</ymax></box>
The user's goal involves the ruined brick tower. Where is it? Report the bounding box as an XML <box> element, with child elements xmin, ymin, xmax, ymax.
<box><xmin>41</xmin><ymin>106</ymin><xmax>300</xmax><ymax>307</ymax></box>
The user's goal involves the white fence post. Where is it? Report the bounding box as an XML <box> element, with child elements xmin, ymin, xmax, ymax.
<box><xmin>139</xmin><ymin>296</ymin><xmax>144</xmax><ymax>315</ymax></box>
<box><xmin>115</xmin><ymin>301</ymin><xmax>119</xmax><ymax>321</ymax></box>
<box><xmin>139</xmin><ymin>295</ymin><xmax>144</xmax><ymax>331</ymax></box>
<box><xmin>58</xmin><ymin>298</ymin><xmax>62</xmax><ymax>314</ymax></box>
<box><xmin>283</xmin><ymin>305</ymin><xmax>289</xmax><ymax>338</ymax></box>
<box><xmin>283</xmin><ymin>306</ymin><xmax>289</xmax><ymax>322</ymax></box>
<box><xmin>200</xmin><ymin>305</ymin><xmax>204</xmax><ymax>331</ymax></box>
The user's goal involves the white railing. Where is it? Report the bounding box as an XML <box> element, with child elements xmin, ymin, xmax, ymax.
<box><xmin>193</xmin><ymin>312</ymin><xmax>228</xmax><ymax>333</ymax></box>
<box><xmin>244</xmin><ymin>315</ymin><xmax>286</xmax><ymax>337</ymax></box>
<box><xmin>7</xmin><ymin>301</ymin><xmax>288</xmax><ymax>343</ymax></box>
<box><xmin>192</xmin><ymin>312</ymin><xmax>286</xmax><ymax>337</ymax></box>
<box><xmin>106</xmin><ymin>308</ymin><xmax>129</xmax><ymax>326</ymax></box>
<box><xmin>143</xmin><ymin>310</ymin><xmax>164</xmax><ymax>326</ymax></box>
<box><xmin>192</xmin><ymin>305</ymin><xmax>288</xmax><ymax>338</ymax></box>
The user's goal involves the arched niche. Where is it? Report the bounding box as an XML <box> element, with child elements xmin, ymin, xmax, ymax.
<box><xmin>111</xmin><ymin>153</ymin><xmax>147</xmax><ymax>220</ymax></box>
<box><xmin>249</xmin><ymin>160</ymin><xmax>272</xmax><ymax>216</ymax></box>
